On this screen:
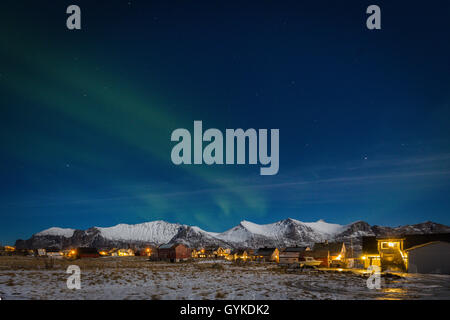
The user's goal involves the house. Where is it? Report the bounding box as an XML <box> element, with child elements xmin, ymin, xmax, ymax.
<box><xmin>214</xmin><ymin>247</ymin><xmax>231</xmax><ymax>258</ymax></box>
<box><xmin>255</xmin><ymin>247</ymin><xmax>279</xmax><ymax>263</ymax></box>
<box><xmin>149</xmin><ymin>247</ymin><xmax>159</xmax><ymax>260</ymax></box>
<box><xmin>345</xmin><ymin>257</ymin><xmax>365</xmax><ymax>269</ymax></box>
<box><xmin>405</xmin><ymin>241</ymin><xmax>450</xmax><ymax>274</ymax></box>
<box><xmin>46</xmin><ymin>248</ymin><xmax>64</xmax><ymax>259</ymax></box>
<box><xmin>4</xmin><ymin>246</ymin><xmax>15</xmax><ymax>253</ymax></box>
<box><xmin>79</xmin><ymin>247</ymin><xmax>100</xmax><ymax>258</ymax></box>
<box><xmin>191</xmin><ymin>248</ymin><xmax>202</xmax><ymax>258</ymax></box>
<box><xmin>158</xmin><ymin>243</ymin><xmax>191</xmax><ymax>262</ymax></box>
<box><xmin>71</xmin><ymin>247</ymin><xmax>100</xmax><ymax>259</ymax></box>
<box><xmin>203</xmin><ymin>247</ymin><xmax>216</xmax><ymax>258</ymax></box>
<box><xmin>246</xmin><ymin>249</ymin><xmax>256</xmax><ymax>261</ymax></box>
<box><xmin>0</xmin><ymin>246</ymin><xmax>16</xmax><ymax>256</ymax></box>
<box><xmin>311</xmin><ymin>241</ymin><xmax>346</xmax><ymax>267</ymax></box>
<box><xmin>279</xmin><ymin>246</ymin><xmax>310</xmax><ymax>265</ymax></box>
<box><xmin>191</xmin><ymin>248</ymin><xmax>214</xmax><ymax>258</ymax></box>
<box><xmin>192</xmin><ymin>248</ymin><xmax>207</xmax><ymax>258</ymax></box>
<box><xmin>376</xmin><ymin>237</ymin><xmax>407</xmax><ymax>271</ymax></box>
<box><xmin>362</xmin><ymin>237</ymin><xmax>408</xmax><ymax>271</ymax></box>
<box><xmin>229</xmin><ymin>249</ymin><xmax>249</xmax><ymax>261</ymax></box>
<box><xmin>137</xmin><ymin>247</ymin><xmax>154</xmax><ymax>257</ymax></box>
<box><xmin>362</xmin><ymin>233</ymin><xmax>450</xmax><ymax>272</ymax></box>
<box><xmin>117</xmin><ymin>248</ymin><xmax>135</xmax><ymax>257</ymax></box>
<box><xmin>98</xmin><ymin>249</ymin><xmax>110</xmax><ymax>256</ymax></box>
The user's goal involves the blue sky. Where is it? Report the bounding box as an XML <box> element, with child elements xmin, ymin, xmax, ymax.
<box><xmin>0</xmin><ymin>0</ymin><xmax>449</xmax><ymax>244</ymax></box>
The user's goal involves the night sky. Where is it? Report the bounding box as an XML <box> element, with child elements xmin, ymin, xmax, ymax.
<box><xmin>1</xmin><ymin>1</ymin><xmax>449</xmax><ymax>244</ymax></box>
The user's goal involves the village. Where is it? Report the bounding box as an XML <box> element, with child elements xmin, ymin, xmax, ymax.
<box><xmin>2</xmin><ymin>232</ymin><xmax>449</xmax><ymax>274</ymax></box>
<box><xmin>1</xmin><ymin>233</ymin><xmax>449</xmax><ymax>300</ymax></box>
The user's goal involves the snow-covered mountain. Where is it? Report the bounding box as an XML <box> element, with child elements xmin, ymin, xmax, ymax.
<box><xmin>95</xmin><ymin>221</ymin><xmax>181</xmax><ymax>244</ymax></box>
<box><xmin>36</xmin><ymin>227</ymin><xmax>76</xmax><ymax>238</ymax></box>
<box><xmin>15</xmin><ymin>219</ymin><xmax>450</xmax><ymax>252</ymax></box>
<box><xmin>215</xmin><ymin>219</ymin><xmax>339</xmax><ymax>248</ymax></box>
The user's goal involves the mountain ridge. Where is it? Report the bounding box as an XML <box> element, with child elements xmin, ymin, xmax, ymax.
<box><xmin>15</xmin><ymin>218</ymin><xmax>450</xmax><ymax>252</ymax></box>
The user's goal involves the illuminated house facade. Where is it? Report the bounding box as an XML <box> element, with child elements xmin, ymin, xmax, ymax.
<box><xmin>362</xmin><ymin>233</ymin><xmax>450</xmax><ymax>273</ymax></box>
<box><xmin>377</xmin><ymin>238</ymin><xmax>408</xmax><ymax>271</ymax></box>
<box><xmin>228</xmin><ymin>249</ymin><xmax>249</xmax><ymax>261</ymax></box>
<box><xmin>362</xmin><ymin>237</ymin><xmax>409</xmax><ymax>271</ymax></box>
<box><xmin>214</xmin><ymin>247</ymin><xmax>231</xmax><ymax>258</ymax></box>
<box><xmin>191</xmin><ymin>248</ymin><xmax>210</xmax><ymax>258</ymax></box>
<box><xmin>192</xmin><ymin>247</ymin><xmax>227</xmax><ymax>258</ymax></box>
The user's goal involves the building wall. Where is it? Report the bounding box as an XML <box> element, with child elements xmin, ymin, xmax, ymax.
<box><xmin>158</xmin><ymin>248</ymin><xmax>174</xmax><ymax>260</ymax></box>
<box><xmin>175</xmin><ymin>245</ymin><xmax>191</xmax><ymax>260</ymax></box>
<box><xmin>279</xmin><ymin>257</ymin><xmax>298</xmax><ymax>264</ymax></box>
<box><xmin>408</xmin><ymin>242</ymin><xmax>450</xmax><ymax>275</ymax></box>
<box><xmin>158</xmin><ymin>245</ymin><xmax>190</xmax><ymax>261</ymax></box>
<box><xmin>314</xmin><ymin>257</ymin><xmax>328</xmax><ymax>267</ymax></box>
<box><xmin>280</xmin><ymin>251</ymin><xmax>304</xmax><ymax>264</ymax></box>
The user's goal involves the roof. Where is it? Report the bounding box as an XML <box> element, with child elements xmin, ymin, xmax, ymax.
<box><xmin>363</xmin><ymin>233</ymin><xmax>450</xmax><ymax>253</ymax></box>
<box><xmin>403</xmin><ymin>233</ymin><xmax>450</xmax><ymax>249</ymax></box>
<box><xmin>255</xmin><ymin>247</ymin><xmax>277</xmax><ymax>256</ymax></box>
<box><xmin>283</xmin><ymin>246</ymin><xmax>308</xmax><ymax>252</ymax></box>
<box><xmin>231</xmin><ymin>249</ymin><xmax>247</xmax><ymax>255</ymax></box>
<box><xmin>312</xmin><ymin>242</ymin><xmax>344</xmax><ymax>257</ymax></box>
<box><xmin>159</xmin><ymin>243</ymin><xmax>176</xmax><ymax>249</ymax></box>
<box><xmin>405</xmin><ymin>241</ymin><xmax>450</xmax><ymax>252</ymax></box>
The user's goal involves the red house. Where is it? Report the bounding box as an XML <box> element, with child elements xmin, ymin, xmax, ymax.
<box><xmin>310</xmin><ymin>241</ymin><xmax>346</xmax><ymax>267</ymax></box>
<box><xmin>158</xmin><ymin>243</ymin><xmax>191</xmax><ymax>262</ymax></box>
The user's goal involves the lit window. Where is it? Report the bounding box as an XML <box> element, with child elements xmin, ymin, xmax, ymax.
<box><xmin>381</xmin><ymin>241</ymin><xmax>399</xmax><ymax>249</ymax></box>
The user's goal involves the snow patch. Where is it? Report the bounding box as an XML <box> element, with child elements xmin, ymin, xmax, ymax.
<box><xmin>36</xmin><ymin>227</ymin><xmax>75</xmax><ymax>238</ymax></box>
<box><xmin>303</xmin><ymin>219</ymin><xmax>345</xmax><ymax>236</ymax></box>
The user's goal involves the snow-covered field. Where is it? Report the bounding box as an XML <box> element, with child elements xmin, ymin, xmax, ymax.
<box><xmin>0</xmin><ymin>257</ymin><xmax>449</xmax><ymax>300</ymax></box>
